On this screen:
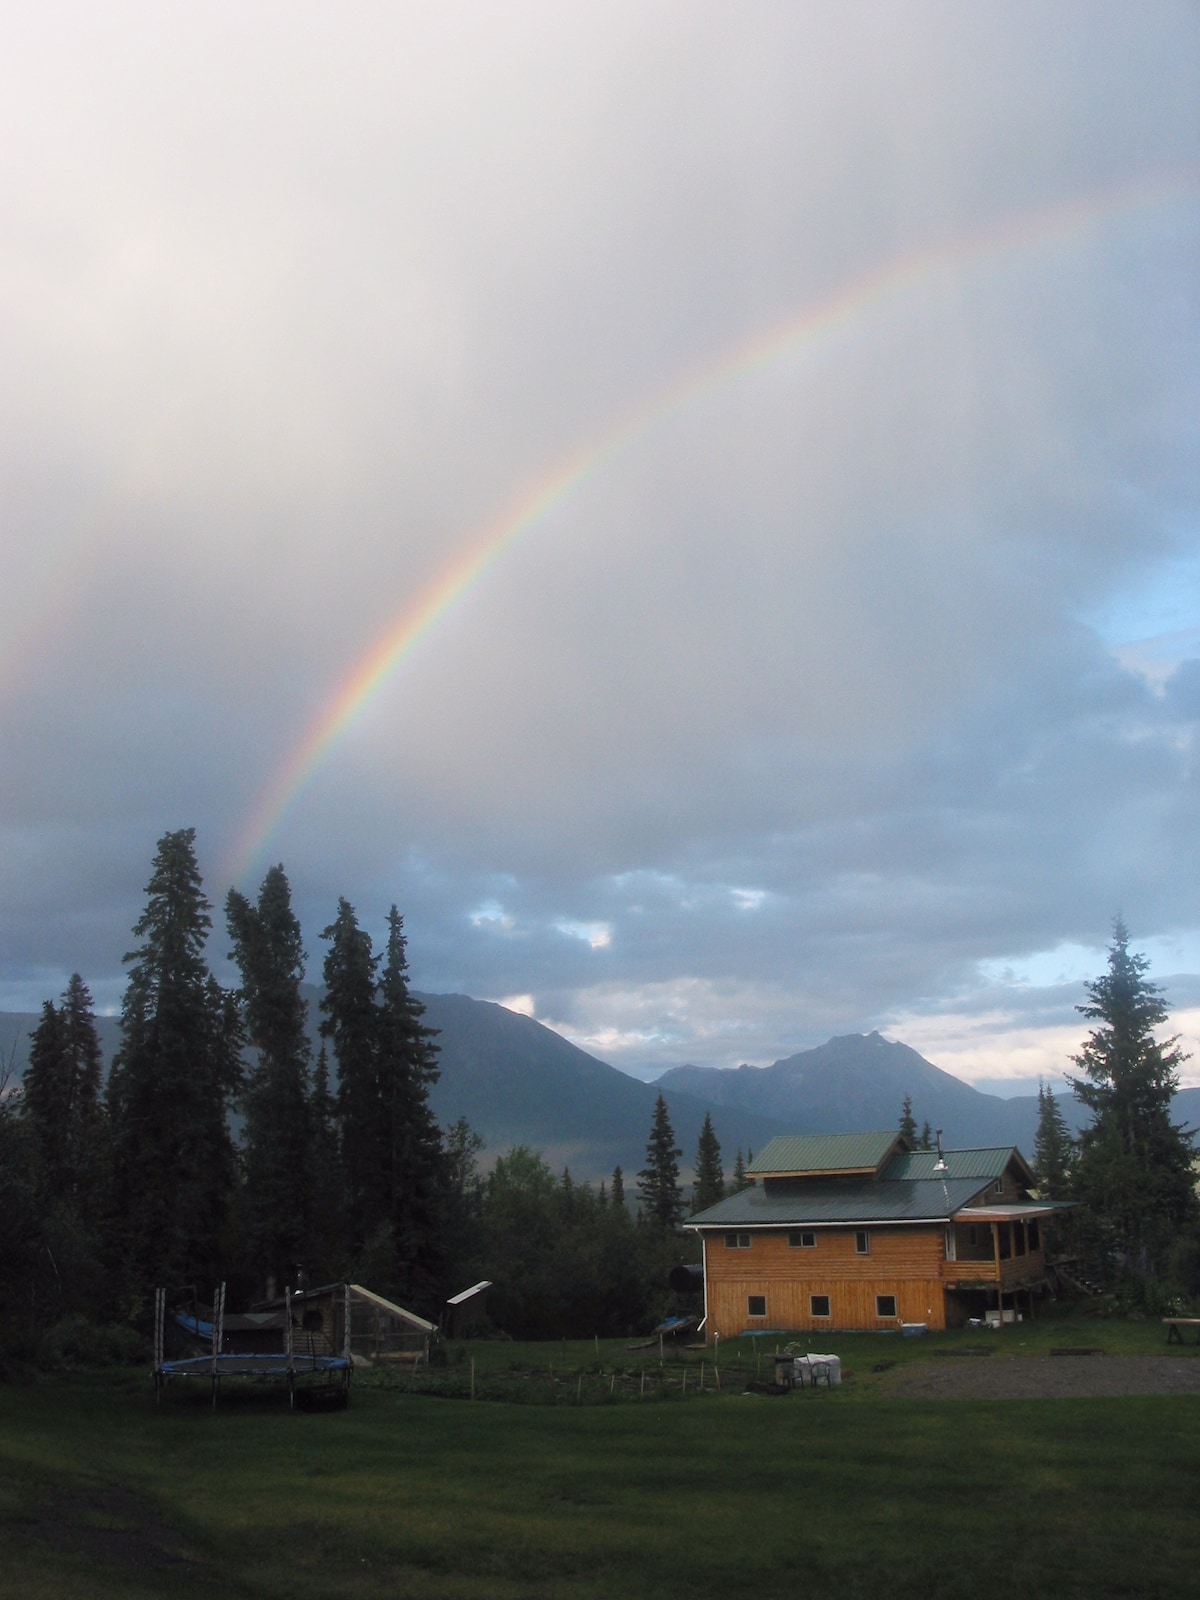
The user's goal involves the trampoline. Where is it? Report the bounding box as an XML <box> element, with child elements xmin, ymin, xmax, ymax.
<box><xmin>154</xmin><ymin>1282</ymin><xmax>352</xmax><ymax>1410</ymax></box>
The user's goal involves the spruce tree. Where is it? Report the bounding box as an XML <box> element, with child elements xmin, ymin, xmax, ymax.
<box><xmin>1069</xmin><ymin>919</ymin><xmax>1198</xmax><ymax>1271</ymax></box>
<box><xmin>226</xmin><ymin>865</ymin><xmax>314</xmax><ymax>1291</ymax></box>
<box><xmin>1032</xmin><ymin>1080</ymin><xmax>1073</xmax><ymax>1199</ymax></box>
<box><xmin>320</xmin><ymin>898</ymin><xmax>381</xmax><ymax>1254</ymax></box>
<box><xmin>23</xmin><ymin>976</ymin><xmax>105</xmax><ymax>1205</ymax></box>
<box><xmin>638</xmin><ymin>1092</ymin><xmax>682</xmax><ymax>1226</ymax></box>
<box><xmin>732</xmin><ymin>1149</ymin><xmax>747</xmax><ymax>1192</ymax></box>
<box><xmin>899</xmin><ymin>1094</ymin><xmax>917</xmax><ymax>1144</ymax></box>
<box><xmin>692</xmin><ymin>1110</ymin><xmax>725</xmax><ymax>1212</ymax></box>
<box><xmin>918</xmin><ymin>1121</ymin><xmax>933</xmax><ymax>1151</ymax></box>
<box><xmin>106</xmin><ymin>829</ymin><xmax>241</xmax><ymax>1303</ymax></box>
<box><xmin>23</xmin><ymin>1000</ymin><xmax>68</xmax><ymax>1187</ymax></box>
<box><xmin>610</xmin><ymin>1165</ymin><xmax>625</xmax><ymax>1207</ymax></box>
<box><xmin>377</xmin><ymin>905</ymin><xmax>443</xmax><ymax>1302</ymax></box>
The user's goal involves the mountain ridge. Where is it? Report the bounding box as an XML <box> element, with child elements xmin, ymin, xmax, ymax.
<box><xmin>5</xmin><ymin>999</ymin><xmax>1197</xmax><ymax>1184</ymax></box>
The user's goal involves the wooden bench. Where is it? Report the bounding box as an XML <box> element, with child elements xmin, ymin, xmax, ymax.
<box><xmin>1163</xmin><ymin>1318</ymin><xmax>1200</xmax><ymax>1345</ymax></box>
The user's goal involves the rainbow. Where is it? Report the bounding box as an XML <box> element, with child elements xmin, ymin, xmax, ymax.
<box><xmin>225</xmin><ymin>169</ymin><xmax>1197</xmax><ymax>884</ymax></box>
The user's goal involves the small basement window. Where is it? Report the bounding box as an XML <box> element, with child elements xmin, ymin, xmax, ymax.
<box><xmin>855</xmin><ymin>1230</ymin><xmax>870</xmax><ymax>1254</ymax></box>
<box><xmin>810</xmin><ymin>1294</ymin><xmax>831</xmax><ymax>1318</ymax></box>
<box><xmin>747</xmin><ymin>1295</ymin><xmax>767</xmax><ymax>1318</ymax></box>
<box><xmin>789</xmin><ymin>1230</ymin><xmax>816</xmax><ymax>1248</ymax></box>
<box><xmin>875</xmin><ymin>1294</ymin><xmax>897</xmax><ymax>1318</ymax></box>
<box><xmin>724</xmin><ymin>1231</ymin><xmax>751</xmax><ymax>1249</ymax></box>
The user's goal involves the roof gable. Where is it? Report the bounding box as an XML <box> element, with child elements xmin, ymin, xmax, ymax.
<box><xmin>749</xmin><ymin>1131</ymin><xmax>907</xmax><ymax>1178</ymax></box>
<box><xmin>881</xmin><ymin>1146</ymin><xmax>1032</xmax><ymax>1184</ymax></box>
<box><xmin>688</xmin><ymin>1176</ymin><xmax>986</xmax><ymax>1227</ymax></box>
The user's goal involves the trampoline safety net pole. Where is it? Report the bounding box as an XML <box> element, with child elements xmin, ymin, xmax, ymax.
<box><xmin>286</xmin><ymin>1285</ymin><xmax>295</xmax><ymax>1408</ymax></box>
<box><xmin>212</xmin><ymin>1282</ymin><xmax>225</xmax><ymax>1411</ymax></box>
<box><xmin>344</xmin><ymin>1282</ymin><xmax>352</xmax><ymax>1383</ymax></box>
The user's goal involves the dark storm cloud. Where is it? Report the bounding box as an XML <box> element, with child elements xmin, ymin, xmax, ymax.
<box><xmin>2</xmin><ymin>4</ymin><xmax>1198</xmax><ymax>1086</ymax></box>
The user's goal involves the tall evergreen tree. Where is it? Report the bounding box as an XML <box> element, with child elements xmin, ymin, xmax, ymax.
<box><xmin>1032</xmin><ymin>1080</ymin><xmax>1074</xmax><ymax>1199</ymax></box>
<box><xmin>320</xmin><ymin>898</ymin><xmax>381</xmax><ymax>1254</ymax></box>
<box><xmin>226</xmin><ymin>865</ymin><xmax>314</xmax><ymax>1291</ymax></box>
<box><xmin>898</xmin><ymin>1094</ymin><xmax>917</xmax><ymax>1144</ymax></box>
<box><xmin>377</xmin><ymin>905</ymin><xmax>443</xmax><ymax>1302</ymax></box>
<box><xmin>106</xmin><ymin>829</ymin><xmax>242</xmax><ymax>1304</ymax></box>
<box><xmin>917</xmin><ymin>1120</ymin><xmax>933</xmax><ymax>1151</ymax></box>
<box><xmin>731</xmin><ymin>1149</ymin><xmax>748</xmax><ymax>1192</ymax></box>
<box><xmin>610</xmin><ymin>1165</ymin><xmax>625</xmax><ymax>1207</ymax></box>
<box><xmin>24</xmin><ymin>975</ymin><xmax>105</xmax><ymax>1199</ymax></box>
<box><xmin>692</xmin><ymin>1110</ymin><xmax>725</xmax><ymax>1213</ymax></box>
<box><xmin>1069</xmin><ymin>919</ymin><xmax>1198</xmax><ymax>1271</ymax></box>
<box><xmin>19</xmin><ymin>977</ymin><xmax>109</xmax><ymax>1318</ymax></box>
<box><xmin>22</xmin><ymin>1000</ymin><xmax>68</xmax><ymax>1185</ymax></box>
<box><xmin>638</xmin><ymin>1092</ymin><xmax>682</xmax><ymax>1226</ymax></box>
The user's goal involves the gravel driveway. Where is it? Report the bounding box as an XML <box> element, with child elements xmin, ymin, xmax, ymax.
<box><xmin>874</xmin><ymin>1353</ymin><xmax>1200</xmax><ymax>1399</ymax></box>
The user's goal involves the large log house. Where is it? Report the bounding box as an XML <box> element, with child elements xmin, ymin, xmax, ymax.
<box><xmin>686</xmin><ymin>1131</ymin><xmax>1068</xmax><ymax>1336</ymax></box>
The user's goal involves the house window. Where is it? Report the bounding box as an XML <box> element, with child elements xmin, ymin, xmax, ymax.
<box><xmin>994</xmin><ymin>1178</ymin><xmax>1004</xmax><ymax>1194</ymax></box>
<box><xmin>724</xmin><ymin>1231</ymin><xmax>751</xmax><ymax>1249</ymax></box>
<box><xmin>810</xmin><ymin>1294</ymin><xmax>831</xmax><ymax>1318</ymax></box>
<box><xmin>747</xmin><ymin>1295</ymin><xmax>767</xmax><ymax>1318</ymax></box>
<box><xmin>875</xmin><ymin>1295</ymin><xmax>897</xmax><ymax>1318</ymax></box>
<box><xmin>789</xmin><ymin>1230</ymin><xmax>816</xmax><ymax>1248</ymax></box>
<box><xmin>855</xmin><ymin>1230</ymin><xmax>870</xmax><ymax>1254</ymax></box>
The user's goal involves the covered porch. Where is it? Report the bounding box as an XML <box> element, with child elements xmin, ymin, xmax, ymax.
<box><xmin>941</xmin><ymin>1204</ymin><xmax>1060</xmax><ymax>1327</ymax></box>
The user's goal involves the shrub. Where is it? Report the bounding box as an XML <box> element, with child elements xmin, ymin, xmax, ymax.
<box><xmin>37</xmin><ymin>1315</ymin><xmax>146</xmax><ymax>1370</ymax></box>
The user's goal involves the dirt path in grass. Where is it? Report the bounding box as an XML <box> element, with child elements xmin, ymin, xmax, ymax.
<box><xmin>873</xmin><ymin>1353</ymin><xmax>1200</xmax><ymax>1399</ymax></box>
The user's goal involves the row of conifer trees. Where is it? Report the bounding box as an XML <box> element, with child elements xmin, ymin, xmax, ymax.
<box><xmin>0</xmin><ymin>828</ymin><xmax>749</xmax><ymax>1349</ymax></box>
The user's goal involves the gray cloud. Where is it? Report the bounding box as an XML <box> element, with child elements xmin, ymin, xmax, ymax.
<box><xmin>2</xmin><ymin>3</ymin><xmax>1198</xmax><ymax>1087</ymax></box>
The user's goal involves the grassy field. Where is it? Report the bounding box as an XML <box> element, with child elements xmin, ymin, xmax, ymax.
<box><xmin>3</xmin><ymin>1319</ymin><xmax>1198</xmax><ymax>1600</ymax></box>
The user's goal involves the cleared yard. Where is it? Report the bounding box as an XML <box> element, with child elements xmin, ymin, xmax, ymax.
<box><xmin>2</xmin><ymin>1344</ymin><xmax>1199</xmax><ymax>1600</ymax></box>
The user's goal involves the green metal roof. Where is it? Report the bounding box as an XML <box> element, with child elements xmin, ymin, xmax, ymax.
<box><xmin>687</xmin><ymin>1176</ymin><xmax>989</xmax><ymax>1228</ymax></box>
<box><xmin>881</xmin><ymin>1147</ymin><xmax>1022</xmax><ymax>1182</ymax></box>
<box><xmin>748</xmin><ymin>1131</ymin><xmax>902</xmax><ymax>1177</ymax></box>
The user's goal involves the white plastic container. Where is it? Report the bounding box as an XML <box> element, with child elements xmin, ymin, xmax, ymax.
<box><xmin>794</xmin><ymin>1354</ymin><xmax>841</xmax><ymax>1387</ymax></box>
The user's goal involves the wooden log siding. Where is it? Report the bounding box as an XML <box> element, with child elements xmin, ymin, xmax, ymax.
<box><xmin>702</xmin><ymin>1225</ymin><xmax>951</xmax><ymax>1336</ymax></box>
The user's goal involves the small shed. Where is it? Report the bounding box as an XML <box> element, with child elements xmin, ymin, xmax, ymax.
<box><xmin>256</xmin><ymin>1282</ymin><xmax>436</xmax><ymax>1366</ymax></box>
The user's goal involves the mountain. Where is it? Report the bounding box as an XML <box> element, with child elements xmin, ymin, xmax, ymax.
<box><xmin>0</xmin><ymin>994</ymin><xmax>788</xmax><ymax>1184</ymax></box>
<box><xmin>656</xmin><ymin>1030</ymin><xmax>1200</xmax><ymax>1155</ymax></box>
<box><xmin>413</xmin><ymin>992</ymin><xmax>789</xmax><ymax>1180</ymax></box>
<box><xmin>5</xmin><ymin>1001</ymin><xmax>1197</xmax><ymax>1183</ymax></box>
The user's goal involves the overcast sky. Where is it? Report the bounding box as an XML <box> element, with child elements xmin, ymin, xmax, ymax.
<box><xmin>3</xmin><ymin>3</ymin><xmax>1199</xmax><ymax>1094</ymax></box>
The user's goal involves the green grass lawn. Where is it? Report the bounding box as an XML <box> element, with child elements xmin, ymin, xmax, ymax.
<box><xmin>2</xmin><ymin>1335</ymin><xmax>1198</xmax><ymax>1600</ymax></box>
<box><xmin>364</xmin><ymin>1299</ymin><xmax>1194</xmax><ymax>1401</ymax></box>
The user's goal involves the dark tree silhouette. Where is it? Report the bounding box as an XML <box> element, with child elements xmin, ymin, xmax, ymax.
<box><xmin>1069</xmin><ymin>918</ymin><xmax>1197</xmax><ymax>1271</ymax></box>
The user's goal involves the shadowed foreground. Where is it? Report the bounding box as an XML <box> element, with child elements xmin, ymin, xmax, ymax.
<box><xmin>2</xmin><ymin>1370</ymin><xmax>1198</xmax><ymax>1600</ymax></box>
